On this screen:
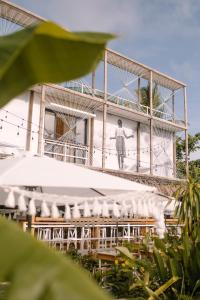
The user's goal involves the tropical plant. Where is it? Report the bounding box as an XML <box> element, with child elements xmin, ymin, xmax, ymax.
<box><xmin>136</xmin><ymin>84</ymin><xmax>164</xmax><ymax>118</ymax></box>
<box><xmin>174</xmin><ymin>176</ymin><xmax>200</xmax><ymax>242</ymax></box>
<box><xmin>138</xmin><ymin>84</ymin><xmax>161</xmax><ymax>108</ymax></box>
<box><xmin>0</xmin><ymin>217</ymin><xmax>111</xmax><ymax>300</ymax></box>
<box><xmin>176</xmin><ymin>133</ymin><xmax>200</xmax><ymax>161</ymax></box>
<box><xmin>100</xmin><ymin>177</ymin><xmax>200</xmax><ymax>299</ymax></box>
<box><xmin>176</xmin><ymin>133</ymin><xmax>200</xmax><ymax>179</ymax></box>
<box><xmin>189</xmin><ymin>159</ymin><xmax>200</xmax><ymax>180</ymax></box>
<box><xmin>105</xmin><ymin>235</ymin><xmax>200</xmax><ymax>300</ymax></box>
<box><xmin>66</xmin><ymin>249</ymin><xmax>98</xmax><ymax>274</ymax></box>
<box><xmin>0</xmin><ymin>21</ymin><xmax>114</xmax><ymax>108</ymax></box>
<box><xmin>102</xmin><ymin>258</ymin><xmax>147</xmax><ymax>299</ymax></box>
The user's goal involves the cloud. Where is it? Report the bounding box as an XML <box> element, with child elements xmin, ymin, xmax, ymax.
<box><xmin>10</xmin><ymin>0</ymin><xmax>200</xmax><ymax>134</ymax></box>
<box><xmin>12</xmin><ymin>0</ymin><xmax>200</xmax><ymax>39</ymax></box>
<box><xmin>31</xmin><ymin>0</ymin><xmax>141</xmax><ymax>35</ymax></box>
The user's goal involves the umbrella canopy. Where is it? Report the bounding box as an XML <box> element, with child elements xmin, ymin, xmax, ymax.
<box><xmin>0</xmin><ymin>152</ymin><xmax>156</xmax><ymax>195</ymax></box>
<box><xmin>0</xmin><ymin>152</ymin><xmax>170</xmax><ymax>238</ymax></box>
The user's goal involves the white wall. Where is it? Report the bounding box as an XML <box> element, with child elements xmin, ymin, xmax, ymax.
<box><xmin>29</xmin><ymin>91</ymin><xmax>41</xmax><ymax>153</ymax></box>
<box><xmin>0</xmin><ymin>94</ymin><xmax>174</xmax><ymax>178</ymax></box>
<box><xmin>93</xmin><ymin>112</ymin><xmax>174</xmax><ymax>178</ymax></box>
<box><xmin>140</xmin><ymin>124</ymin><xmax>150</xmax><ymax>174</ymax></box>
<box><xmin>104</xmin><ymin>114</ymin><xmax>137</xmax><ymax>171</ymax></box>
<box><xmin>0</xmin><ymin>90</ymin><xmax>41</xmax><ymax>155</ymax></box>
<box><xmin>93</xmin><ymin>111</ymin><xmax>103</xmax><ymax>168</ymax></box>
<box><xmin>152</xmin><ymin>128</ymin><xmax>173</xmax><ymax>177</ymax></box>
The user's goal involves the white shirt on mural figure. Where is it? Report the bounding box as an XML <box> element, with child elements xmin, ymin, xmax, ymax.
<box><xmin>110</xmin><ymin>119</ymin><xmax>134</xmax><ymax>170</ymax></box>
<box><xmin>115</xmin><ymin>127</ymin><xmax>126</xmax><ymax>137</ymax></box>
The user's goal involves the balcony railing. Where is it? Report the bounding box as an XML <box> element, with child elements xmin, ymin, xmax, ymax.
<box><xmin>25</xmin><ymin>222</ymin><xmax>182</xmax><ymax>252</ymax></box>
<box><xmin>63</xmin><ymin>81</ymin><xmax>175</xmax><ymax>122</ymax></box>
<box><xmin>44</xmin><ymin>139</ymin><xmax>88</xmax><ymax>165</ymax></box>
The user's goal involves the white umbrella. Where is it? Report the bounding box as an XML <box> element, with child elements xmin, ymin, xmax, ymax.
<box><xmin>0</xmin><ymin>152</ymin><xmax>169</xmax><ymax>237</ymax></box>
<box><xmin>0</xmin><ymin>152</ymin><xmax>156</xmax><ymax>195</ymax></box>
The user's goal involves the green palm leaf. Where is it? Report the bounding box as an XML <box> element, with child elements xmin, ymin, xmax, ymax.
<box><xmin>0</xmin><ymin>21</ymin><xmax>114</xmax><ymax>107</ymax></box>
<box><xmin>0</xmin><ymin>217</ymin><xmax>111</xmax><ymax>300</ymax></box>
<box><xmin>148</xmin><ymin>276</ymin><xmax>180</xmax><ymax>300</ymax></box>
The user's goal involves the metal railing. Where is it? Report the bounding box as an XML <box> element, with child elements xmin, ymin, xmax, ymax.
<box><xmin>44</xmin><ymin>139</ymin><xmax>88</xmax><ymax>165</ymax></box>
<box><xmin>63</xmin><ymin>81</ymin><xmax>174</xmax><ymax>122</ymax></box>
<box><xmin>29</xmin><ymin>222</ymin><xmax>182</xmax><ymax>252</ymax></box>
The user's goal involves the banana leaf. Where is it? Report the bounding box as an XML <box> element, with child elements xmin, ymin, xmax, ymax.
<box><xmin>116</xmin><ymin>246</ymin><xmax>135</xmax><ymax>261</ymax></box>
<box><xmin>0</xmin><ymin>217</ymin><xmax>111</xmax><ymax>300</ymax></box>
<box><xmin>153</xmin><ymin>248</ymin><xmax>167</xmax><ymax>282</ymax></box>
<box><xmin>0</xmin><ymin>21</ymin><xmax>114</xmax><ymax>107</ymax></box>
<box><xmin>148</xmin><ymin>276</ymin><xmax>180</xmax><ymax>300</ymax></box>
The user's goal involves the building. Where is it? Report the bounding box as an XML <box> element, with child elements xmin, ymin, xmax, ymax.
<box><xmin>0</xmin><ymin>0</ymin><xmax>187</xmax><ymax>250</ymax></box>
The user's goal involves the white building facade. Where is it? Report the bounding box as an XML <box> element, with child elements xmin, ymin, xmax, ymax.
<box><xmin>0</xmin><ymin>0</ymin><xmax>188</xmax><ymax>180</ymax></box>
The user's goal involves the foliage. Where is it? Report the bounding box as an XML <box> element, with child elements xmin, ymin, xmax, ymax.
<box><xmin>0</xmin><ymin>217</ymin><xmax>111</xmax><ymax>300</ymax></box>
<box><xmin>102</xmin><ymin>235</ymin><xmax>200</xmax><ymax>300</ymax></box>
<box><xmin>98</xmin><ymin>178</ymin><xmax>200</xmax><ymax>299</ymax></box>
<box><xmin>176</xmin><ymin>133</ymin><xmax>200</xmax><ymax>161</ymax></box>
<box><xmin>189</xmin><ymin>159</ymin><xmax>200</xmax><ymax>180</ymax></box>
<box><xmin>66</xmin><ymin>249</ymin><xmax>98</xmax><ymax>274</ymax></box>
<box><xmin>136</xmin><ymin>84</ymin><xmax>164</xmax><ymax>117</ymax></box>
<box><xmin>176</xmin><ymin>133</ymin><xmax>200</xmax><ymax>179</ymax></box>
<box><xmin>101</xmin><ymin>258</ymin><xmax>147</xmax><ymax>299</ymax></box>
<box><xmin>174</xmin><ymin>177</ymin><xmax>200</xmax><ymax>241</ymax></box>
<box><xmin>0</xmin><ymin>21</ymin><xmax>114</xmax><ymax>108</ymax></box>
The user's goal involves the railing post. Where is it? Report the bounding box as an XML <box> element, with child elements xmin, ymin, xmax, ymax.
<box><xmin>127</xmin><ymin>224</ymin><xmax>130</xmax><ymax>242</ymax></box>
<box><xmin>64</xmin><ymin>143</ymin><xmax>67</xmax><ymax>162</ymax></box>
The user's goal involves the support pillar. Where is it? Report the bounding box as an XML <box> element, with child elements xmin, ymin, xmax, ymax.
<box><xmin>37</xmin><ymin>85</ymin><xmax>46</xmax><ymax>155</ymax></box>
<box><xmin>87</xmin><ymin>117</ymin><xmax>94</xmax><ymax>166</ymax></box>
<box><xmin>89</xmin><ymin>117</ymin><xmax>94</xmax><ymax>166</ymax></box>
<box><xmin>137</xmin><ymin>77</ymin><xmax>141</xmax><ymax>105</ymax></box>
<box><xmin>172</xmin><ymin>91</ymin><xmax>176</xmax><ymax>177</ymax></box>
<box><xmin>102</xmin><ymin>50</ymin><xmax>108</xmax><ymax>169</ymax></box>
<box><xmin>92</xmin><ymin>71</ymin><xmax>95</xmax><ymax>97</ymax></box>
<box><xmin>149</xmin><ymin>71</ymin><xmax>153</xmax><ymax>175</ymax></box>
<box><xmin>183</xmin><ymin>87</ymin><xmax>189</xmax><ymax>178</ymax></box>
<box><xmin>26</xmin><ymin>90</ymin><xmax>34</xmax><ymax>151</ymax></box>
<box><xmin>136</xmin><ymin>122</ymin><xmax>140</xmax><ymax>172</ymax></box>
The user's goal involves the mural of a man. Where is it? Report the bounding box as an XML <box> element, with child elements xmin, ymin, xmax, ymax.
<box><xmin>110</xmin><ymin>119</ymin><xmax>134</xmax><ymax>169</ymax></box>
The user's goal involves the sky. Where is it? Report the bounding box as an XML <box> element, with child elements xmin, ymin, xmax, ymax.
<box><xmin>11</xmin><ymin>0</ymin><xmax>200</xmax><ymax>159</ymax></box>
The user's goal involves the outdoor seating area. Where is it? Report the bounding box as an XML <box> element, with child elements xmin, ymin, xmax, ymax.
<box><xmin>19</xmin><ymin>216</ymin><xmax>181</xmax><ymax>252</ymax></box>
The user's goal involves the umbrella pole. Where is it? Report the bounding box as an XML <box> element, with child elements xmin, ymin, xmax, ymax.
<box><xmin>27</xmin><ymin>213</ymin><xmax>32</xmax><ymax>232</ymax></box>
<box><xmin>116</xmin><ymin>220</ymin><xmax>119</xmax><ymax>247</ymax></box>
<box><xmin>25</xmin><ymin>186</ymin><xmax>36</xmax><ymax>233</ymax></box>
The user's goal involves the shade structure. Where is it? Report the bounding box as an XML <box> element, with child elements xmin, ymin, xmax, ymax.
<box><xmin>0</xmin><ymin>152</ymin><xmax>172</xmax><ymax>238</ymax></box>
<box><xmin>0</xmin><ymin>152</ymin><xmax>156</xmax><ymax>195</ymax></box>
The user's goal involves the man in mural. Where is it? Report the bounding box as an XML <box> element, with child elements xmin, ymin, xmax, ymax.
<box><xmin>110</xmin><ymin>119</ymin><xmax>134</xmax><ymax>169</ymax></box>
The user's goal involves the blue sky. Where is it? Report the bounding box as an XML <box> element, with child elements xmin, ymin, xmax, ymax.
<box><xmin>11</xmin><ymin>0</ymin><xmax>200</xmax><ymax>158</ymax></box>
